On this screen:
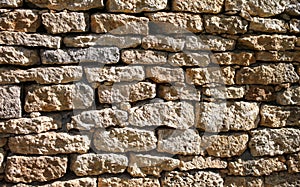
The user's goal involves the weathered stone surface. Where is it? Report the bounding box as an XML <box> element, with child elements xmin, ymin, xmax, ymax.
<box><xmin>179</xmin><ymin>156</ymin><xmax>227</xmax><ymax>171</ymax></box>
<box><xmin>0</xmin><ymin>31</ymin><xmax>61</xmax><ymax>48</ymax></box>
<box><xmin>85</xmin><ymin>66</ymin><xmax>145</xmax><ymax>84</ymax></box>
<box><xmin>204</xmin><ymin>15</ymin><xmax>247</xmax><ymax>34</ymax></box>
<box><xmin>256</xmin><ymin>51</ymin><xmax>300</xmax><ymax>62</ymax></box>
<box><xmin>98</xmin><ymin>177</ymin><xmax>160</xmax><ymax>187</ymax></box>
<box><xmin>162</xmin><ymin>171</ymin><xmax>224</xmax><ymax>187</ymax></box>
<box><xmin>0</xmin><ymin>9</ymin><xmax>40</xmax><ymax>32</ymax></box>
<box><xmin>202</xmin><ymin>134</ymin><xmax>248</xmax><ymax>158</ymax></box>
<box><xmin>121</xmin><ymin>50</ymin><xmax>167</xmax><ymax>65</ymax></box>
<box><xmin>158</xmin><ymin>83</ymin><xmax>201</xmax><ymax>101</ymax></box>
<box><xmin>236</xmin><ymin>63</ymin><xmax>299</xmax><ymax>85</ymax></box>
<box><xmin>290</xmin><ymin>19</ymin><xmax>300</xmax><ymax>33</ymax></box>
<box><xmin>157</xmin><ymin>129</ymin><xmax>202</xmax><ymax>155</ymax></box>
<box><xmin>277</xmin><ymin>86</ymin><xmax>300</xmax><ymax>105</ymax></box>
<box><xmin>7</xmin><ymin>178</ymin><xmax>98</xmax><ymax>187</ymax></box>
<box><xmin>185</xmin><ymin>35</ymin><xmax>236</xmax><ymax>51</ymax></box>
<box><xmin>260</xmin><ymin>105</ymin><xmax>300</xmax><ymax>128</ymax></box>
<box><xmin>129</xmin><ymin>101</ymin><xmax>194</xmax><ymax>129</ymax></box>
<box><xmin>173</xmin><ymin>0</ymin><xmax>224</xmax><ymax>14</ymax></box>
<box><xmin>186</xmin><ymin>67</ymin><xmax>235</xmax><ymax>85</ymax></box>
<box><xmin>197</xmin><ymin>102</ymin><xmax>259</xmax><ymax>132</ymax></box>
<box><xmin>250</xmin><ymin>17</ymin><xmax>287</xmax><ymax>33</ymax></box>
<box><xmin>225</xmin><ymin>0</ymin><xmax>289</xmax><ymax>17</ymax></box>
<box><xmin>42</xmin><ymin>12</ymin><xmax>88</xmax><ymax>34</ymax></box>
<box><xmin>245</xmin><ymin>85</ymin><xmax>276</xmax><ymax>101</ymax></box>
<box><xmin>286</xmin><ymin>3</ymin><xmax>300</xmax><ymax>16</ymax></box>
<box><xmin>0</xmin><ymin>0</ymin><xmax>22</xmax><ymax>8</ymax></box>
<box><xmin>5</xmin><ymin>156</ymin><xmax>67</xmax><ymax>183</ymax></box>
<box><xmin>26</xmin><ymin>0</ymin><xmax>104</xmax><ymax>10</ymax></box>
<box><xmin>145</xmin><ymin>12</ymin><xmax>203</xmax><ymax>33</ymax></box>
<box><xmin>0</xmin><ymin>116</ymin><xmax>59</xmax><ymax>134</ymax></box>
<box><xmin>224</xmin><ymin>177</ymin><xmax>264</xmax><ymax>187</ymax></box>
<box><xmin>98</xmin><ymin>82</ymin><xmax>156</xmax><ymax>103</ymax></box>
<box><xmin>71</xmin><ymin>153</ymin><xmax>128</xmax><ymax>176</ymax></box>
<box><xmin>64</xmin><ymin>35</ymin><xmax>141</xmax><ymax>48</ymax></box>
<box><xmin>128</xmin><ymin>154</ymin><xmax>180</xmax><ymax>177</ymax></box>
<box><xmin>41</xmin><ymin>47</ymin><xmax>119</xmax><ymax>65</ymax></box>
<box><xmin>238</xmin><ymin>35</ymin><xmax>296</xmax><ymax>51</ymax></box>
<box><xmin>265</xmin><ymin>172</ymin><xmax>300</xmax><ymax>187</ymax></box>
<box><xmin>142</xmin><ymin>35</ymin><xmax>185</xmax><ymax>52</ymax></box>
<box><xmin>249</xmin><ymin>128</ymin><xmax>300</xmax><ymax>156</ymax></box>
<box><xmin>168</xmin><ymin>52</ymin><xmax>210</xmax><ymax>67</ymax></box>
<box><xmin>211</xmin><ymin>52</ymin><xmax>255</xmax><ymax>66</ymax></box>
<box><xmin>24</xmin><ymin>84</ymin><xmax>94</xmax><ymax>112</ymax></box>
<box><xmin>8</xmin><ymin>132</ymin><xmax>90</xmax><ymax>155</ymax></box>
<box><xmin>69</xmin><ymin>109</ymin><xmax>128</xmax><ymax>130</ymax></box>
<box><xmin>91</xmin><ymin>13</ymin><xmax>148</xmax><ymax>35</ymax></box>
<box><xmin>107</xmin><ymin>0</ymin><xmax>168</xmax><ymax>13</ymax></box>
<box><xmin>228</xmin><ymin>157</ymin><xmax>286</xmax><ymax>176</ymax></box>
<box><xmin>0</xmin><ymin>86</ymin><xmax>21</xmax><ymax>119</ymax></box>
<box><xmin>203</xmin><ymin>86</ymin><xmax>246</xmax><ymax>99</ymax></box>
<box><xmin>287</xmin><ymin>152</ymin><xmax>300</xmax><ymax>173</ymax></box>
<box><xmin>0</xmin><ymin>149</ymin><xmax>5</xmax><ymax>174</ymax></box>
<box><xmin>93</xmin><ymin>127</ymin><xmax>157</xmax><ymax>152</ymax></box>
<box><xmin>146</xmin><ymin>66</ymin><xmax>184</xmax><ymax>83</ymax></box>
<box><xmin>0</xmin><ymin>46</ymin><xmax>39</xmax><ymax>66</ymax></box>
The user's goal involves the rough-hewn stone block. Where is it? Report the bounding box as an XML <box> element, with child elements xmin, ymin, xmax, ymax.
<box><xmin>121</xmin><ymin>50</ymin><xmax>167</xmax><ymax>65</ymax></box>
<box><xmin>107</xmin><ymin>0</ymin><xmax>168</xmax><ymax>13</ymax></box>
<box><xmin>287</xmin><ymin>152</ymin><xmax>300</xmax><ymax>173</ymax></box>
<box><xmin>173</xmin><ymin>0</ymin><xmax>224</xmax><ymax>14</ymax></box>
<box><xmin>211</xmin><ymin>52</ymin><xmax>255</xmax><ymax>66</ymax></box>
<box><xmin>0</xmin><ymin>0</ymin><xmax>22</xmax><ymax>8</ymax></box>
<box><xmin>185</xmin><ymin>35</ymin><xmax>236</xmax><ymax>51</ymax></box>
<box><xmin>179</xmin><ymin>156</ymin><xmax>227</xmax><ymax>171</ymax></box>
<box><xmin>203</xmin><ymin>86</ymin><xmax>246</xmax><ymax>99</ymax></box>
<box><xmin>265</xmin><ymin>172</ymin><xmax>300</xmax><ymax>187</ymax></box>
<box><xmin>204</xmin><ymin>15</ymin><xmax>247</xmax><ymax>34</ymax></box>
<box><xmin>245</xmin><ymin>85</ymin><xmax>276</xmax><ymax>101</ymax></box>
<box><xmin>224</xmin><ymin>177</ymin><xmax>264</xmax><ymax>187</ymax></box>
<box><xmin>250</xmin><ymin>17</ymin><xmax>287</xmax><ymax>33</ymax></box>
<box><xmin>290</xmin><ymin>19</ymin><xmax>300</xmax><ymax>33</ymax></box>
<box><xmin>146</xmin><ymin>66</ymin><xmax>184</xmax><ymax>83</ymax></box>
<box><xmin>256</xmin><ymin>51</ymin><xmax>300</xmax><ymax>62</ymax></box>
<box><xmin>98</xmin><ymin>177</ymin><xmax>160</xmax><ymax>187</ymax></box>
<box><xmin>277</xmin><ymin>86</ymin><xmax>300</xmax><ymax>105</ymax></box>
<box><xmin>168</xmin><ymin>52</ymin><xmax>210</xmax><ymax>67</ymax></box>
<box><xmin>142</xmin><ymin>35</ymin><xmax>185</xmax><ymax>52</ymax></box>
<box><xmin>25</xmin><ymin>0</ymin><xmax>104</xmax><ymax>10</ymax></box>
<box><xmin>0</xmin><ymin>46</ymin><xmax>39</xmax><ymax>66</ymax></box>
<box><xmin>0</xmin><ymin>86</ymin><xmax>21</xmax><ymax>119</ymax></box>
<box><xmin>158</xmin><ymin>83</ymin><xmax>201</xmax><ymax>101</ymax></box>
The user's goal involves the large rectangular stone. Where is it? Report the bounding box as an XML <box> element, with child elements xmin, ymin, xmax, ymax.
<box><xmin>277</xmin><ymin>86</ymin><xmax>300</xmax><ymax>105</ymax></box>
<box><xmin>211</xmin><ymin>52</ymin><xmax>255</xmax><ymax>66</ymax></box>
<box><xmin>172</xmin><ymin>0</ymin><xmax>224</xmax><ymax>13</ymax></box>
<box><xmin>185</xmin><ymin>35</ymin><xmax>236</xmax><ymax>51</ymax></box>
<box><xmin>179</xmin><ymin>156</ymin><xmax>227</xmax><ymax>171</ymax></box>
<box><xmin>158</xmin><ymin>83</ymin><xmax>201</xmax><ymax>101</ymax></box>
<box><xmin>121</xmin><ymin>50</ymin><xmax>167</xmax><ymax>65</ymax></box>
<box><xmin>25</xmin><ymin>0</ymin><xmax>104</xmax><ymax>10</ymax></box>
<box><xmin>203</xmin><ymin>86</ymin><xmax>246</xmax><ymax>99</ymax></box>
<box><xmin>256</xmin><ymin>51</ymin><xmax>300</xmax><ymax>62</ymax></box>
<box><xmin>107</xmin><ymin>0</ymin><xmax>168</xmax><ymax>13</ymax></box>
<box><xmin>142</xmin><ymin>35</ymin><xmax>185</xmax><ymax>52</ymax></box>
<box><xmin>168</xmin><ymin>52</ymin><xmax>210</xmax><ymax>67</ymax></box>
<box><xmin>146</xmin><ymin>66</ymin><xmax>184</xmax><ymax>83</ymax></box>
<box><xmin>98</xmin><ymin>177</ymin><xmax>160</xmax><ymax>187</ymax></box>
<box><xmin>0</xmin><ymin>46</ymin><xmax>39</xmax><ymax>66</ymax></box>
<box><xmin>0</xmin><ymin>86</ymin><xmax>21</xmax><ymax>119</ymax></box>
<box><xmin>204</xmin><ymin>15</ymin><xmax>247</xmax><ymax>34</ymax></box>
<box><xmin>250</xmin><ymin>17</ymin><xmax>287</xmax><ymax>33</ymax></box>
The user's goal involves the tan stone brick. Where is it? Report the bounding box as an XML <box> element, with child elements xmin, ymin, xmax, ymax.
<box><xmin>107</xmin><ymin>0</ymin><xmax>168</xmax><ymax>13</ymax></box>
<box><xmin>0</xmin><ymin>0</ymin><xmax>22</xmax><ymax>8</ymax></box>
<box><xmin>142</xmin><ymin>35</ymin><xmax>185</xmax><ymax>52</ymax></box>
<box><xmin>25</xmin><ymin>0</ymin><xmax>104</xmax><ymax>10</ymax></box>
<box><xmin>158</xmin><ymin>83</ymin><xmax>201</xmax><ymax>101</ymax></box>
<box><xmin>250</xmin><ymin>17</ymin><xmax>287</xmax><ymax>33</ymax></box>
<box><xmin>277</xmin><ymin>86</ymin><xmax>300</xmax><ymax>105</ymax></box>
<box><xmin>185</xmin><ymin>35</ymin><xmax>236</xmax><ymax>51</ymax></box>
<box><xmin>179</xmin><ymin>156</ymin><xmax>227</xmax><ymax>171</ymax></box>
<box><xmin>0</xmin><ymin>85</ymin><xmax>21</xmax><ymax>119</ymax></box>
<box><xmin>146</xmin><ymin>66</ymin><xmax>184</xmax><ymax>83</ymax></box>
<box><xmin>0</xmin><ymin>46</ymin><xmax>39</xmax><ymax>66</ymax></box>
<box><xmin>121</xmin><ymin>50</ymin><xmax>167</xmax><ymax>65</ymax></box>
<box><xmin>173</xmin><ymin>0</ymin><xmax>224</xmax><ymax>14</ymax></box>
<box><xmin>168</xmin><ymin>52</ymin><xmax>210</xmax><ymax>67</ymax></box>
<box><xmin>211</xmin><ymin>52</ymin><xmax>255</xmax><ymax>66</ymax></box>
<box><xmin>224</xmin><ymin>177</ymin><xmax>264</xmax><ymax>187</ymax></box>
<box><xmin>98</xmin><ymin>177</ymin><xmax>160</xmax><ymax>187</ymax></box>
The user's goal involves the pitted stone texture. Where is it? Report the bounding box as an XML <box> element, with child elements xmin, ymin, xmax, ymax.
<box><xmin>0</xmin><ymin>31</ymin><xmax>61</xmax><ymax>48</ymax></box>
<box><xmin>197</xmin><ymin>102</ymin><xmax>259</xmax><ymax>132</ymax></box>
<box><xmin>129</xmin><ymin>102</ymin><xmax>194</xmax><ymax>129</ymax></box>
<box><xmin>91</xmin><ymin>14</ymin><xmax>148</xmax><ymax>35</ymax></box>
<box><xmin>107</xmin><ymin>0</ymin><xmax>168</xmax><ymax>13</ymax></box>
<box><xmin>146</xmin><ymin>66</ymin><xmax>184</xmax><ymax>83</ymax></box>
<box><xmin>69</xmin><ymin>109</ymin><xmax>128</xmax><ymax>130</ymax></box>
<box><xmin>0</xmin><ymin>116</ymin><xmax>59</xmax><ymax>134</ymax></box>
<box><xmin>71</xmin><ymin>153</ymin><xmax>128</xmax><ymax>176</ymax></box>
<box><xmin>290</xmin><ymin>19</ymin><xmax>300</xmax><ymax>33</ymax></box>
<box><xmin>238</xmin><ymin>35</ymin><xmax>296</xmax><ymax>51</ymax></box>
<box><xmin>0</xmin><ymin>9</ymin><xmax>40</xmax><ymax>32</ymax></box>
<box><xmin>265</xmin><ymin>172</ymin><xmax>300</xmax><ymax>187</ymax></box>
<box><xmin>236</xmin><ymin>63</ymin><xmax>299</xmax><ymax>85</ymax></box>
<box><xmin>0</xmin><ymin>46</ymin><xmax>39</xmax><ymax>66</ymax></box>
<box><xmin>98</xmin><ymin>177</ymin><xmax>160</xmax><ymax>187</ymax></box>
<box><xmin>250</xmin><ymin>17</ymin><xmax>287</xmax><ymax>33</ymax></box>
<box><xmin>157</xmin><ymin>129</ymin><xmax>202</xmax><ymax>155</ymax></box>
<box><xmin>211</xmin><ymin>52</ymin><xmax>255</xmax><ymax>66</ymax></box>
<box><xmin>162</xmin><ymin>171</ymin><xmax>224</xmax><ymax>187</ymax></box>
<box><xmin>203</xmin><ymin>86</ymin><xmax>246</xmax><ymax>99</ymax></box>
<box><xmin>98</xmin><ymin>82</ymin><xmax>156</xmax><ymax>103</ymax></box>
<box><xmin>0</xmin><ymin>148</ymin><xmax>5</xmax><ymax>174</ymax></box>
<box><xmin>286</xmin><ymin>2</ymin><xmax>300</xmax><ymax>16</ymax></box>
<box><xmin>128</xmin><ymin>154</ymin><xmax>180</xmax><ymax>177</ymax></box>
<box><xmin>5</xmin><ymin>156</ymin><xmax>67</xmax><ymax>183</ymax></box>
<box><xmin>168</xmin><ymin>52</ymin><xmax>210</xmax><ymax>67</ymax></box>
<box><xmin>42</xmin><ymin>12</ymin><xmax>88</xmax><ymax>34</ymax></box>
<box><xmin>204</xmin><ymin>15</ymin><xmax>247</xmax><ymax>34</ymax></box>
<box><xmin>64</xmin><ymin>35</ymin><xmax>141</xmax><ymax>48</ymax></box>
<box><xmin>256</xmin><ymin>51</ymin><xmax>300</xmax><ymax>62</ymax></box>
<box><xmin>277</xmin><ymin>86</ymin><xmax>300</xmax><ymax>105</ymax></box>
<box><xmin>201</xmin><ymin>134</ymin><xmax>248</xmax><ymax>158</ymax></box>
<box><xmin>145</xmin><ymin>12</ymin><xmax>203</xmax><ymax>33</ymax></box>
<box><xmin>142</xmin><ymin>35</ymin><xmax>185</xmax><ymax>52</ymax></box>
<box><xmin>85</xmin><ymin>66</ymin><xmax>145</xmax><ymax>84</ymax></box>
<box><xmin>225</xmin><ymin>0</ymin><xmax>289</xmax><ymax>17</ymax></box>
<box><xmin>8</xmin><ymin>132</ymin><xmax>90</xmax><ymax>155</ymax></box>
<box><xmin>158</xmin><ymin>83</ymin><xmax>201</xmax><ymax>101</ymax></box>
<box><xmin>260</xmin><ymin>105</ymin><xmax>300</xmax><ymax>128</ymax></box>
<box><xmin>41</xmin><ymin>47</ymin><xmax>119</xmax><ymax>65</ymax></box>
<box><xmin>186</xmin><ymin>67</ymin><xmax>235</xmax><ymax>85</ymax></box>
<box><xmin>287</xmin><ymin>152</ymin><xmax>300</xmax><ymax>173</ymax></box>
<box><xmin>93</xmin><ymin>127</ymin><xmax>157</xmax><ymax>152</ymax></box>
<box><xmin>0</xmin><ymin>86</ymin><xmax>21</xmax><ymax>119</ymax></box>
<box><xmin>228</xmin><ymin>157</ymin><xmax>286</xmax><ymax>176</ymax></box>
<box><xmin>121</xmin><ymin>50</ymin><xmax>167</xmax><ymax>65</ymax></box>
<box><xmin>0</xmin><ymin>0</ymin><xmax>22</xmax><ymax>7</ymax></box>
<box><xmin>173</xmin><ymin>0</ymin><xmax>224</xmax><ymax>14</ymax></box>
<box><xmin>179</xmin><ymin>156</ymin><xmax>227</xmax><ymax>171</ymax></box>
<box><xmin>249</xmin><ymin>128</ymin><xmax>300</xmax><ymax>156</ymax></box>
<box><xmin>224</xmin><ymin>177</ymin><xmax>264</xmax><ymax>187</ymax></box>
<box><xmin>24</xmin><ymin>84</ymin><xmax>94</xmax><ymax>112</ymax></box>
<box><xmin>25</xmin><ymin>0</ymin><xmax>104</xmax><ymax>10</ymax></box>
<box><xmin>185</xmin><ymin>35</ymin><xmax>236</xmax><ymax>51</ymax></box>
<box><xmin>245</xmin><ymin>85</ymin><xmax>276</xmax><ymax>101</ymax></box>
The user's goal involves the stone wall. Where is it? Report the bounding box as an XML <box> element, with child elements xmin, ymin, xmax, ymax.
<box><xmin>0</xmin><ymin>0</ymin><xmax>299</xmax><ymax>186</ymax></box>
